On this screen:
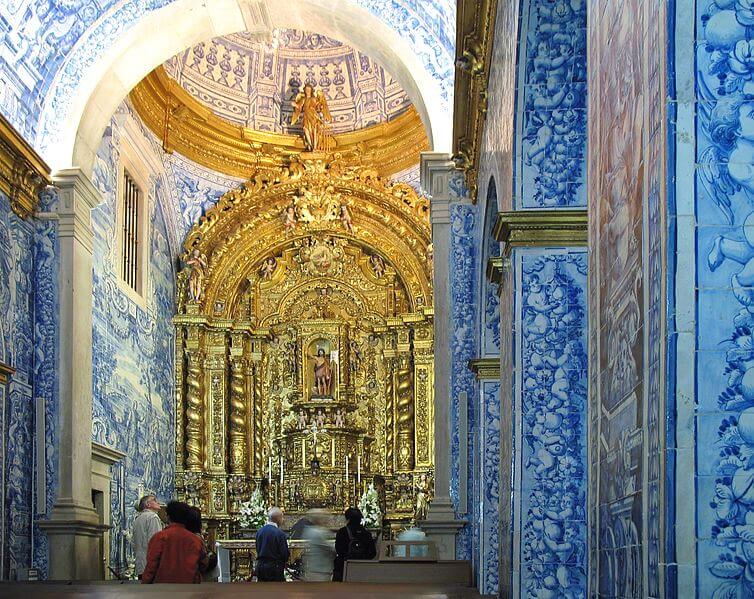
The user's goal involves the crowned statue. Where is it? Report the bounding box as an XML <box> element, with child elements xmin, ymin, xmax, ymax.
<box><xmin>291</xmin><ymin>84</ymin><xmax>333</xmax><ymax>152</ymax></box>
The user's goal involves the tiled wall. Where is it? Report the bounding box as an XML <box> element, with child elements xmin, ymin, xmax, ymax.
<box><xmin>515</xmin><ymin>0</ymin><xmax>587</xmax><ymax>208</ymax></box>
<box><xmin>0</xmin><ymin>189</ymin><xmax>59</xmax><ymax>580</ymax></box>
<box><xmin>587</xmin><ymin>0</ymin><xmax>667</xmax><ymax>595</ymax></box>
<box><xmin>449</xmin><ymin>200</ymin><xmax>479</xmax><ymax>561</ymax></box>
<box><xmin>692</xmin><ymin>0</ymin><xmax>754</xmax><ymax>595</ymax></box>
<box><xmin>89</xmin><ymin>116</ymin><xmax>178</xmax><ymax>575</ymax></box>
<box><xmin>512</xmin><ymin>248</ymin><xmax>589</xmax><ymax>597</ymax></box>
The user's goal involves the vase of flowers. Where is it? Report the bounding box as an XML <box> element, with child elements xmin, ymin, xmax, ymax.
<box><xmin>236</xmin><ymin>489</ymin><xmax>267</xmax><ymax>537</ymax></box>
<box><xmin>358</xmin><ymin>483</ymin><xmax>382</xmax><ymax>529</ymax></box>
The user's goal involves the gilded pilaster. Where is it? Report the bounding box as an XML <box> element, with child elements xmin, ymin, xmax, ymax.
<box><xmin>174</xmin><ymin>329</ymin><xmax>186</xmax><ymax>471</ymax></box>
<box><xmin>413</xmin><ymin>321</ymin><xmax>434</xmax><ymax>468</ymax></box>
<box><xmin>205</xmin><ymin>330</ymin><xmax>229</xmax><ymax>475</ymax></box>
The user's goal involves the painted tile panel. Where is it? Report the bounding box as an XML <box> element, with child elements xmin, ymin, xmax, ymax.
<box><xmin>514</xmin><ymin>248</ymin><xmax>588</xmax><ymax>598</ymax></box>
<box><xmin>89</xmin><ymin>119</ymin><xmax>177</xmax><ymax>575</ymax></box>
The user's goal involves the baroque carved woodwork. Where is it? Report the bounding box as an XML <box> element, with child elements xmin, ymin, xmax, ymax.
<box><xmin>174</xmin><ymin>156</ymin><xmax>434</xmax><ymax>528</ymax></box>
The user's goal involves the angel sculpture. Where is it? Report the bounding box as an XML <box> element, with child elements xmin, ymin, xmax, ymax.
<box><xmin>186</xmin><ymin>248</ymin><xmax>208</xmax><ymax>303</ymax></box>
<box><xmin>291</xmin><ymin>84</ymin><xmax>333</xmax><ymax>152</ymax></box>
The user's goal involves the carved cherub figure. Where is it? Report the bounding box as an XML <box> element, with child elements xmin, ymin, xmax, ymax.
<box><xmin>369</xmin><ymin>254</ymin><xmax>385</xmax><ymax>278</ymax></box>
<box><xmin>283</xmin><ymin>204</ymin><xmax>297</xmax><ymax>232</ymax></box>
<box><xmin>259</xmin><ymin>256</ymin><xmax>277</xmax><ymax>279</ymax></box>
<box><xmin>340</xmin><ymin>204</ymin><xmax>354</xmax><ymax>232</ymax></box>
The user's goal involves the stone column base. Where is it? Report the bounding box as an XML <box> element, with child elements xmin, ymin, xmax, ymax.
<box><xmin>418</xmin><ymin>497</ymin><xmax>467</xmax><ymax>559</ymax></box>
<box><xmin>39</xmin><ymin>503</ymin><xmax>108</xmax><ymax>580</ymax></box>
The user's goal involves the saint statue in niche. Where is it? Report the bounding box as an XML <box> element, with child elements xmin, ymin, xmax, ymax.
<box><xmin>291</xmin><ymin>84</ymin><xmax>333</xmax><ymax>152</ymax></box>
<box><xmin>309</xmin><ymin>345</ymin><xmax>333</xmax><ymax>396</ymax></box>
<box><xmin>186</xmin><ymin>248</ymin><xmax>208</xmax><ymax>302</ymax></box>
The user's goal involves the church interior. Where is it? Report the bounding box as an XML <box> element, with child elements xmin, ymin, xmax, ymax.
<box><xmin>0</xmin><ymin>0</ymin><xmax>739</xmax><ymax>597</ymax></box>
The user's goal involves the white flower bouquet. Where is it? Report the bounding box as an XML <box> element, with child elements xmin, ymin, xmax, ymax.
<box><xmin>237</xmin><ymin>489</ymin><xmax>267</xmax><ymax>529</ymax></box>
<box><xmin>358</xmin><ymin>483</ymin><xmax>381</xmax><ymax>528</ymax></box>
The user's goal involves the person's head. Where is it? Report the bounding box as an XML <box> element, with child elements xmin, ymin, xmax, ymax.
<box><xmin>304</xmin><ymin>84</ymin><xmax>313</xmax><ymax>97</ymax></box>
<box><xmin>185</xmin><ymin>506</ymin><xmax>202</xmax><ymax>534</ymax></box>
<box><xmin>317</xmin><ymin>348</ymin><xmax>325</xmax><ymax>357</ymax></box>
<box><xmin>192</xmin><ymin>248</ymin><xmax>200</xmax><ymax>257</ymax></box>
<box><xmin>344</xmin><ymin>507</ymin><xmax>363</xmax><ymax>527</ymax></box>
<box><xmin>165</xmin><ymin>500</ymin><xmax>190</xmax><ymax>525</ymax></box>
<box><xmin>138</xmin><ymin>494</ymin><xmax>160</xmax><ymax>513</ymax></box>
<box><xmin>268</xmin><ymin>506</ymin><xmax>284</xmax><ymax>526</ymax></box>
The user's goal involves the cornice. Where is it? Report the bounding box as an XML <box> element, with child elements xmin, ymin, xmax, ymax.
<box><xmin>492</xmin><ymin>210</ymin><xmax>588</xmax><ymax>256</ymax></box>
<box><xmin>130</xmin><ymin>67</ymin><xmax>428</xmax><ymax>180</ymax></box>
<box><xmin>468</xmin><ymin>357</ymin><xmax>500</xmax><ymax>380</ymax></box>
<box><xmin>0</xmin><ymin>112</ymin><xmax>51</xmax><ymax>219</ymax></box>
<box><xmin>0</xmin><ymin>361</ymin><xmax>15</xmax><ymax>385</ymax></box>
<box><xmin>91</xmin><ymin>441</ymin><xmax>126</xmax><ymax>465</ymax></box>
<box><xmin>453</xmin><ymin>0</ymin><xmax>498</xmax><ymax>201</ymax></box>
<box><xmin>486</xmin><ymin>256</ymin><xmax>503</xmax><ymax>285</ymax></box>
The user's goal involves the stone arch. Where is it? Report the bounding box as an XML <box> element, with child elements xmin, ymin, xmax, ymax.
<box><xmin>37</xmin><ymin>0</ymin><xmax>450</xmax><ymax>176</ymax></box>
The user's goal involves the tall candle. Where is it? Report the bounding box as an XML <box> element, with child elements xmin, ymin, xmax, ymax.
<box><xmin>268</xmin><ymin>457</ymin><xmax>272</xmax><ymax>482</ymax></box>
<box><xmin>279</xmin><ymin>455</ymin><xmax>283</xmax><ymax>484</ymax></box>
<box><xmin>357</xmin><ymin>455</ymin><xmax>361</xmax><ymax>484</ymax></box>
<box><xmin>345</xmin><ymin>455</ymin><xmax>349</xmax><ymax>483</ymax></box>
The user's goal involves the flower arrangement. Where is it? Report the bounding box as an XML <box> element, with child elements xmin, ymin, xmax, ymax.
<box><xmin>358</xmin><ymin>483</ymin><xmax>381</xmax><ymax>528</ymax></box>
<box><xmin>237</xmin><ymin>489</ymin><xmax>267</xmax><ymax>530</ymax></box>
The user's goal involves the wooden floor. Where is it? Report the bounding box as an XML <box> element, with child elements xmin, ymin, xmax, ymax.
<box><xmin>0</xmin><ymin>582</ymin><xmax>485</xmax><ymax>598</ymax></box>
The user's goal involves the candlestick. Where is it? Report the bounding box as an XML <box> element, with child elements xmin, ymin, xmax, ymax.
<box><xmin>268</xmin><ymin>456</ymin><xmax>272</xmax><ymax>482</ymax></box>
<box><xmin>279</xmin><ymin>455</ymin><xmax>283</xmax><ymax>484</ymax></box>
<box><xmin>345</xmin><ymin>455</ymin><xmax>349</xmax><ymax>484</ymax></box>
<box><xmin>357</xmin><ymin>455</ymin><xmax>361</xmax><ymax>484</ymax></box>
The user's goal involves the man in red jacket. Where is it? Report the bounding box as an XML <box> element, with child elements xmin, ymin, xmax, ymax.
<box><xmin>141</xmin><ymin>501</ymin><xmax>207</xmax><ymax>584</ymax></box>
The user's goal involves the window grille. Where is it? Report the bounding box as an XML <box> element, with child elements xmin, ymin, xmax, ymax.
<box><xmin>121</xmin><ymin>171</ymin><xmax>141</xmax><ymax>293</ymax></box>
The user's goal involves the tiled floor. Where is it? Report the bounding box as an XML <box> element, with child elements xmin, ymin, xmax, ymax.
<box><xmin>0</xmin><ymin>582</ymin><xmax>484</xmax><ymax>598</ymax></box>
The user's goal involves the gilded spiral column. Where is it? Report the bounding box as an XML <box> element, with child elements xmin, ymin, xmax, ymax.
<box><xmin>185</xmin><ymin>349</ymin><xmax>205</xmax><ymax>471</ymax></box>
<box><xmin>229</xmin><ymin>356</ymin><xmax>248</xmax><ymax>474</ymax></box>
<box><xmin>384</xmin><ymin>355</ymin><xmax>395</xmax><ymax>473</ymax></box>
<box><xmin>396</xmin><ymin>353</ymin><xmax>415</xmax><ymax>471</ymax></box>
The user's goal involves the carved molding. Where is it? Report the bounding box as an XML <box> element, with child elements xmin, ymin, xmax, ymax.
<box><xmin>468</xmin><ymin>357</ymin><xmax>500</xmax><ymax>380</ymax></box>
<box><xmin>0</xmin><ymin>361</ymin><xmax>15</xmax><ymax>385</ymax></box>
<box><xmin>492</xmin><ymin>210</ymin><xmax>588</xmax><ymax>256</ymax></box>
<box><xmin>130</xmin><ymin>67</ymin><xmax>428</xmax><ymax>180</ymax></box>
<box><xmin>453</xmin><ymin>0</ymin><xmax>499</xmax><ymax>201</ymax></box>
<box><xmin>0</xmin><ymin>112</ymin><xmax>51</xmax><ymax>219</ymax></box>
<box><xmin>486</xmin><ymin>256</ymin><xmax>503</xmax><ymax>285</ymax></box>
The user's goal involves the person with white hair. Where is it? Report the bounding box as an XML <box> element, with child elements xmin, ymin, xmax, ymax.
<box><xmin>255</xmin><ymin>506</ymin><xmax>290</xmax><ymax>582</ymax></box>
<box><xmin>133</xmin><ymin>494</ymin><xmax>163</xmax><ymax>579</ymax></box>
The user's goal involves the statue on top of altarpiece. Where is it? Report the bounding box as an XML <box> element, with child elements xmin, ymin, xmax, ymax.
<box><xmin>291</xmin><ymin>84</ymin><xmax>333</xmax><ymax>152</ymax></box>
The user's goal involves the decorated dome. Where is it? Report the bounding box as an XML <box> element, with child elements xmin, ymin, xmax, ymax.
<box><xmin>163</xmin><ymin>29</ymin><xmax>413</xmax><ymax>135</ymax></box>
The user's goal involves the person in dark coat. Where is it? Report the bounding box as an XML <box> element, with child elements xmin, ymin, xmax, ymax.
<box><xmin>255</xmin><ymin>506</ymin><xmax>290</xmax><ymax>582</ymax></box>
<box><xmin>332</xmin><ymin>507</ymin><xmax>377</xmax><ymax>582</ymax></box>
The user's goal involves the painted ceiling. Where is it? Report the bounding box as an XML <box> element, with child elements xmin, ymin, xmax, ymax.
<box><xmin>163</xmin><ymin>29</ymin><xmax>413</xmax><ymax>135</ymax></box>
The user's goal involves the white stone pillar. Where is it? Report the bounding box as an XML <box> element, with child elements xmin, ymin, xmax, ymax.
<box><xmin>39</xmin><ymin>168</ymin><xmax>105</xmax><ymax>580</ymax></box>
<box><xmin>418</xmin><ymin>152</ymin><xmax>466</xmax><ymax>558</ymax></box>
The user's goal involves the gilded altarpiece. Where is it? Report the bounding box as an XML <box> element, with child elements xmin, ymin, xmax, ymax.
<box><xmin>173</xmin><ymin>157</ymin><xmax>434</xmax><ymax>536</ymax></box>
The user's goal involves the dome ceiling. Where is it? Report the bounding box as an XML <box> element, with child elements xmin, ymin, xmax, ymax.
<box><xmin>163</xmin><ymin>29</ymin><xmax>413</xmax><ymax>135</ymax></box>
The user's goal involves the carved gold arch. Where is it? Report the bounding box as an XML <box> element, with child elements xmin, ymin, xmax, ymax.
<box><xmin>173</xmin><ymin>156</ymin><xmax>434</xmax><ymax>537</ymax></box>
<box><xmin>179</xmin><ymin>155</ymin><xmax>432</xmax><ymax>317</ymax></box>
